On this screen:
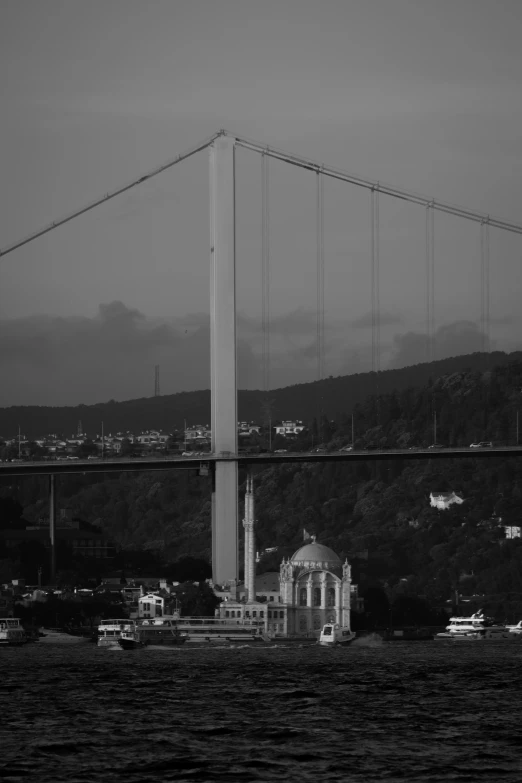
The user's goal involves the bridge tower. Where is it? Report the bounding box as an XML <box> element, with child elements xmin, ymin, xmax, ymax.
<box><xmin>209</xmin><ymin>133</ymin><xmax>238</xmax><ymax>585</ymax></box>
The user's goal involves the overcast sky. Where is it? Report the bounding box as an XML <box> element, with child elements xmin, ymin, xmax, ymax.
<box><xmin>1</xmin><ymin>0</ymin><xmax>521</xmax><ymax>406</ymax></box>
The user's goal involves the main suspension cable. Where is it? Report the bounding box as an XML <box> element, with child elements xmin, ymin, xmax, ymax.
<box><xmin>0</xmin><ymin>131</ymin><xmax>224</xmax><ymax>259</ymax></box>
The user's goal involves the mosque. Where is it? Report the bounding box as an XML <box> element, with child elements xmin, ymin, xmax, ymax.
<box><xmin>218</xmin><ymin>474</ymin><xmax>356</xmax><ymax>638</ymax></box>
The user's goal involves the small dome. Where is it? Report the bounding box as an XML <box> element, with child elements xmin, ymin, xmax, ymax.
<box><xmin>290</xmin><ymin>540</ymin><xmax>341</xmax><ymax>567</ymax></box>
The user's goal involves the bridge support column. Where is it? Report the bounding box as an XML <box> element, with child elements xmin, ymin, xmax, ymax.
<box><xmin>209</xmin><ymin>133</ymin><xmax>238</xmax><ymax>585</ymax></box>
<box><xmin>49</xmin><ymin>474</ymin><xmax>56</xmax><ymax>584</ymax></box>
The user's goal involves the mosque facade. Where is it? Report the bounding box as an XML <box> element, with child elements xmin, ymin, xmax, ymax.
<box><xmin>218</xmin><ymin>475</ymin><xmax>354</xmax><ymax>638</ymax></box>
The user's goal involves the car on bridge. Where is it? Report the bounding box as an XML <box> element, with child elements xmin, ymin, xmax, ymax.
<box><xmin>469</xmin><ymin>441</ymin><xmax>493</xmax><ymax>448</ymax></box>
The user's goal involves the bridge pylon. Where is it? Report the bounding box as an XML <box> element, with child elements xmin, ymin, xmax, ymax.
<box><xmin>209</xmin><ymin>133</ymin><xmax>238</xmax><ymax>585</ymax></box>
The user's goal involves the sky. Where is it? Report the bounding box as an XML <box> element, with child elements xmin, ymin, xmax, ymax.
<box><xmin>1</xmin><ymin>0</ymin><xmax>521</xmax><ymax>406</ymax></box>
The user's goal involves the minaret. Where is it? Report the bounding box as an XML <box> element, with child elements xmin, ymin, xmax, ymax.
<box><xmin>243</xmin><ymin>473</ymin><xmax>255</xmax><ymax>602</ymax></box>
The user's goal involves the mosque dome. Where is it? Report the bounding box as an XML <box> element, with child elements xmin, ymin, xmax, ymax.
<box><xmin>290</xmin><ymin>538</ymin><xmax>342</xmax><ymax>570</ymax></box>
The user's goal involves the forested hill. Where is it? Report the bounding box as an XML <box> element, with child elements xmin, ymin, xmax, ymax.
<box><xmin>2</xmin><ymin>350</ymin><xmax>521</xmax><ymax>438</ymax></box>
<box><xmin>4</xmin><ymin>359</ymin><xmax>522</xmax><ymax>621</ymax></box>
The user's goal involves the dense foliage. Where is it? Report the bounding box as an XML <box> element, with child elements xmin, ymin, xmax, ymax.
<box><xmin>1</xmin><ymin>350</ymin><xmax>520</xmax><ymax>439</ymax></box>
<box><xmin>2</xmin><ymin>358</ymin><xmax>522</xmax><ymax>622</ymax></box>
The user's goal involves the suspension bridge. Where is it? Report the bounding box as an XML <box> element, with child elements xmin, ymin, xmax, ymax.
<box><xmin>1</xmin><ymin>130</ymin><xmax>522</xmax><ymax>584</ymax></box>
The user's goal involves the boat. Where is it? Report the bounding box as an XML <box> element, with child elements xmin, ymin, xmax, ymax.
<box><xmin>119</xmin><ymin>618</ymin><xmax>187</xmax><ymax>649</ymax></box>
<box><xmin>435</xmin><ymin>611</ymin><xmax>516</xmax><ymax>641</ymax></box>
<box><xmin>318</xmin><ymin>622</ymin><xmax>356</xmax><ymax>646</ymax></box>
<box><xmin>97</xmin><ymin>618</ymin><xmax>136</xmax><ymax>649</ymax></box>
<box><xmin>171</xmin><ymin>616</ymin><xmax>266</xmax><ymax>644</ymax></box>
<box><xmin>0</xmin><ymin>617</ymin><xmax>27</xmax><ymax>645</ymax></box>
<box><xmin>506</xmin><ymin>621</ymin><xmax>522</xmax><ymax>636</ymax></box>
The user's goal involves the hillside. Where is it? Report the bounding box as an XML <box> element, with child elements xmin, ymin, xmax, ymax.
<box><xmin>2</xmin><ymin>357</ymin><xmax>522</xmax><ymax>620</ymax></box>
<box><xmin>1</xmin><ymin>350</ymin><xmax>520</xmax><ymax>438</ymax></box>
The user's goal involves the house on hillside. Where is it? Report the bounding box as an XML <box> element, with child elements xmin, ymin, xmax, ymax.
<box><xmin>429</xmin><ymin>491</ymin><xmax>464</xmax><ymax>510</ymax></box>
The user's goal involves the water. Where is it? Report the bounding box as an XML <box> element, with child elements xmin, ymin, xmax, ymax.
<box><xmin>2</xmin><ymin>641</ymin><xmax>522</xmax><ymax>782</ymax></box>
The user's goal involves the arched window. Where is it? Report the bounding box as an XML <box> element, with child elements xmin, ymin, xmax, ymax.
<box><xmin>313</xmin><ymin>587</ymin><xmax>321</xmax><ymax>607</ymax></box>
<box><xmin>299</xmin><ymin>617</ymin><xmax>307</xmax><ymax>632</ymax></box>
<box><xmin>299</xmin><ymin>587</ymin><xmax>307</xmax><ymax>606</ymax></box>
<box><xmin>313</xmin><ymin>616</ymin><xmax>321</xmax><ymax>630</ymax></box>
<box><xmin>327</xmin><ymin>587</ymin><xmax>336</xmax><ymax>607</ymax></box>
<box><xmin>225</xmin><ymin>610</ymin><xmax>229</xmax><ymax>618</ymax></box>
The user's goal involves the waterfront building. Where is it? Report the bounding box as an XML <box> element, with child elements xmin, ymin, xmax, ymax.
<box><xmin>218</xmin><ymin>475</ymin><xmax>354</xmax><ymax>639</ymax></box>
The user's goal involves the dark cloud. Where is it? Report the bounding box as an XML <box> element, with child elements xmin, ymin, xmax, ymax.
<box><xmin>388</xmin><ymin>321</ymin><xmax>489</xmax><ymax>369</ymax></box>
<box><xmin>0</xmin><ymin>304</ymin><xmax>517</xmax><ymax>407</ymax></box>
<box><xmin>351</xmin><ymin>311</ymin><xmax>403</xmax><ymax>328</ymax></box>
<box><xmin>0</xmin><ymin>302</ymin><xmax>210</xmax><ymax>406</ymax></box>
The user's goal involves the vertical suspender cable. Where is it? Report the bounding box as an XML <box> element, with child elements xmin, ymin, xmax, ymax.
<box><xmin>316</xmin><ymin>168</ymin><xmax>325</xmax><ymax>381</ymax></box>
<box><xmin>425</xmin><ymin>203</ymin><xmax>435</xmax><ymax>362</ymax></box>
<box><xmin>484</xmin><ymin>222</ymin><xmax>491</xmax><ymax>353</ymax></box>
<box><xmin>370</xmin><ymin>188</ymin><xmax>380</xmax><ymax>373</ymax></box>
<box><xmin>480</xmin><ymin>218</ymin><xmax>491</xmax><ymax>362</ymax></box>
<box><xmin>480</xmin><ymin>220</ymin><xmax>485</xmax><ymax>353</ymax></box>
<box><xmin>371</xmin><ymin>189</ymin><xmax>375</xmax><ymax>372</ymax></box>
<box><xmin>261</xmin><ymin>153</ymin><xmax>270</xmax><ymax>392</ymax></box>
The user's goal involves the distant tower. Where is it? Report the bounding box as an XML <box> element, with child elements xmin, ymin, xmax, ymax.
<box><xmin>77</xmin><ymin>420</ymin><xmax>83</xmax><ymax>437</ymax></box>
<box><xmin>154</xmin><ymin>365</ymin><xmax>160</xmax><ymax>397</ymax></box>
<box><xmin>243</xmin><ymin>474</ymin><xmax>255</xmax><ymax>603</ymax></box>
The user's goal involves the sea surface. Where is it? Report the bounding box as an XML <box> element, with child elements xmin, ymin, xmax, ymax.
<box><xmin>1</xmin><ymin>638</ymin><xmax>522</xmax><ymax>782</ymax></box>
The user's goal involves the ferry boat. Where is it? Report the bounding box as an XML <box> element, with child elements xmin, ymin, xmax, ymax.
<box><xmin>172</xmin><ymin>616</ymin><xmax>266</xmax><ymax>644</ymax></box>
<box><xmin>318</xmin><ymin>623</ymin><xmax>356</xmax><ymax>646</ymax></box>
<box><xmin>435</xmin><ymin>611</ymin><xmax>514</xmax><ymax>641</ymax></box>
<box><xmin>119</xmin><ymin>618</ymin><xmax>187</xmax><ymax>649</ymax></box>
<box><xmin>97</xmin><ymin>619</ymin><xmax>136</xmax><ymax>649</ymax></box>
<box><xmin>0</xmin><ymin>618</ymin><xmax>27</xmax><ymax>645</ymax></box>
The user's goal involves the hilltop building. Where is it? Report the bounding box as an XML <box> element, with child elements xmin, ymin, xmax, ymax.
<box><xmin>429</xmin><ymin>491</ymin><xmax>464</xmax><ymax>510</ymax></box>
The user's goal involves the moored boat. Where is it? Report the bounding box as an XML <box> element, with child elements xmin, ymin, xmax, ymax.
<box><xmin>0</xmin><ymin>617</ymin><xmax>27</xmax><ymax>645</ymax></box>
<box><xmin>435</xmin><ymin>611</ymin><xmax>516</xmax><ymax>641</ymax></box>
<box><xmin>119</xmin><ymin>619</ymin><xmax>187</xmax><ymax>649</ymax></box>
<box><xmin>97</xmin><ymin>618</ymin><xmax>135</xmax><ymax>649</ymax></box>
<box><xmin>506</xmin><ymin>621</ymin><xmax>522</xmax><ymax>636</ymax></box>
<box><xmin>318</xmin><ymin>622</ymin><xmax>356</xmax><ymax>646</ymax></box>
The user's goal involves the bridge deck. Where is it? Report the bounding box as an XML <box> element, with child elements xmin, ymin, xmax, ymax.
<box><xmin>1</xmin><ymin>446</ymin><xmax>521</xmax><ymax>476</ymax></box>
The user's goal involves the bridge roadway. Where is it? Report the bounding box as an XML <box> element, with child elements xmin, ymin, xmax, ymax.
<box><xmin>1</xmin><ymin>446</ymin><xmax>521</xmax><ymax>477</ymax></box>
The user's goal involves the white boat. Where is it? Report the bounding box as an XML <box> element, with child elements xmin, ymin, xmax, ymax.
<box><xmin>506</xmin><ymin>621</ymin><xmax>522</xmax><ymax>636</ymax></box>
<box><xmin>435</xmin><ymin>611</ymin><xmax>515</xmax><ymax>641</ymax></box>
<box><xmin>0</xmin><ymin>618</ymin><xmax>27</xmax><ymax>645</ymax></box>
<box><xmin>318</xmin><ymin>622</ymin><xmax>356</xmax><ymax>646</ymax></box>
<box><xmin>97</xmin><ymin>618</ymin><xmax>136</xmax><ymax>648</ymax></box>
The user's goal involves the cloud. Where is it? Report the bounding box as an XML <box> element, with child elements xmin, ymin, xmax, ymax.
<box><xmin>388</xmin><ymin>321</ymin><xmax>489</xmax><ymax>369</ymax></box>
<box><xmin>351</xmin><ymin>311</ymin><xmax>403</xmax><ymax>329</ymax></box>
<box><xmin>0</xmin><ymin>303</ymin><xmax>518</xmax><ymax>407</ymax></box>
<box><xmin>0</xmin><ymin>302</ymin><xmax>209</xmax><ymax>406</ymax></box>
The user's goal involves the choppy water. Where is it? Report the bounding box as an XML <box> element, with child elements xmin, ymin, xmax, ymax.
<box><xmin>2</xmin><ymin>640</ymin><xmax>522</xmax><ymax>782</ymax></box>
